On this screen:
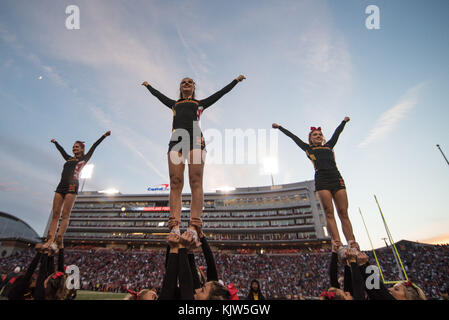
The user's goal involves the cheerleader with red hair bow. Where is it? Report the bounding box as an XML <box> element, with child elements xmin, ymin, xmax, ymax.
<box><xmin>272</xmin><ymin>118</ymin><xmax>359</xmax><ymax>253</ymax></box>
<box><xmin>42</xmin><ymin>131</ymin><xmax>110</xmax><ymax>252</ymax></box>
<box><xmin>227</xmin><ymin>283</ymin><xmax>240</xmax><ymax>300</ymax></box>
<box><xmin>8</xmin><ymin>244</ymin><xmax>68</xmax><ymax>300</ymax></box>
<box><xmin>355</xmin><ymin>251</ymin><xmax>426</xmax><ymax>300</ymax></box>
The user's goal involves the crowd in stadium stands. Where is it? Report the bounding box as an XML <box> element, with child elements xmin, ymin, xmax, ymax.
<box><xmin>1</xmin><ymin>241</ymin><xmax>448</xmax><ymax>299</ymax></box>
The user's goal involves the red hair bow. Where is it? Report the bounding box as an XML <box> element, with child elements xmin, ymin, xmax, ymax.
<box><xmin>127</xmin><ymin>289</ymin><xmax>139</xmax><ymax>300</ymax></box>
<box><xmin>404</xmin><ymin>281</ymin><xmax>413</xmax><ymax>287</ymax></box>
<box><xmin>51</xmin><ymin>272</ymin><xmax>65</xmax><ymax>280</ymax></box>
<box><xmin>320</xmin><ymin>291</ymin><xmax>336</xmax><ymax>299</ymax></box>
<box><xmin>310</xmin><ymin>127</ymin><xmax>321</xmax><ymax>132</ymax></box>
<box><xmin>226</xmin><ymin>283</ymin><xmax>239</xmax><ymax>300</ymax></box>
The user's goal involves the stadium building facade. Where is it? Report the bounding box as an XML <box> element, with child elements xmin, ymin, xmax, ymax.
<box><xmin>57</xmin><ymin>181</ymin><xmax>330</xmax><ymax>250</ymax></box>
<box><xmin>0</xmin><ymin>211</ymin><xmax>41</xmax><ymax>257</ymax></box>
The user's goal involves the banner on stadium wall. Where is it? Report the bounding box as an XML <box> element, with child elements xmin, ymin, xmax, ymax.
<box><xmin>147</xmin><ymin>184</ymin><xmax>170</xmax><ymax>192</ymax></box>
<box><xmin>143</xmin><ymin>206</ymin><xmax>170</xmax><ymax>211</ymax></box>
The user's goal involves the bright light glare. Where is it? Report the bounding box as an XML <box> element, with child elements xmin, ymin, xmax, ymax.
<box><xmin>99</xmin><ymin>188</ymin><xmax>120</xmax><ymax>195</ymax></box>
<box><xmin>158</xmin><ymin>222</ymin><xmax>165</xmax><ymax>227</ymax></box>
<box><xmin>80</xmin><ymin>164</ymin><xmax>94</xmax><ymax>179</ymax></box>
<box><xmin>262</xmin><ymin>157</ymin><xmax>278</xmax><ymax>175</ymax></box>
<box><xmin>216</xmin><ymin>186</ymin><xmax>236</xmax><ymax>192</ymax></box>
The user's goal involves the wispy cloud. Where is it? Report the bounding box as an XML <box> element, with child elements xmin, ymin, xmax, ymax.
<box><xmin>175</xmin><ymin>24</ymin><xmax>212</xmax><ymax>80</ymax></box>
<box><xmin>0</xmin><ymin>179</ymin><xmax>20</xmax><ymax>192</ymax></box>
<box><xmin>87</xmin><ymin>104</ymin><xmax>167</xmax><ymax>181</ymax></box>
<box><xmin>0</xmin><ymin>24</ymin><xmax>68</xmax><ymax>87</ymax></box>
<box><xmin>359</xmin><ymin>83</ymin><xmax>425</xmax><ymax>147</ymax></box>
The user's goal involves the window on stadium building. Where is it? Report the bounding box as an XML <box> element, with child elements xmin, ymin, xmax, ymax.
<box><xmin>270</xmin><ymin>219</ymin><xmax>295</xmax><ymax>227</ymax></box>
<box><xmin>114</xmin><ymin>201</ymin><xmax>154</xmax><ymax>208</ymax></box>
<box><xmin>65</xmin><ymin>230</ymin><xmax>318</xmax><ymax>241</ymax></box>
<box><xmin>278</xmin><ymin>209</ymin><xmax>292</xmax><ymax>215</ymax></box>
<box><xmin>293</xmin><ymin>207</ymin><xmax>312</xmax><ymax>215</ymax></box>
<box><xmin>73</xmin><ymin>212</ymin><xmax>118</xmax><ymax>218</ymax></box>
<box><xmin>144</xmin><ymin>221</ymin><xmax>166</xmax><ymax>227</ymax></box>
<box><xmin>141</xmin><ymin>212</ymin><xmax>169</xmax><ymax>218</ymax></box>
<box><xmin>204</xmin><ymin>200</ymin><xmax>215</xmax><ymax>208</ymax></box>
<box><xmin>222</xmin><ymin>193</ymin><xmax>311</xmax><ymax>208</ymax></box>
<box><xmin>120</xmin><ymin>212</ymin><xmax>140</xmax><ymax>218</ymax></box>
<box><xmin>141</xmin><ymin>212</ymin><xmax>167</xmax><ymax>218</ymax></box>
<box><xmin>93</xmin><ymin>203</ymin><xmax>114</xmax><ymax>209</ymax></box>
<box><xmin>119</xmin><ymin>221</ymin><xmax>135</xmax><ymax>227</ymax></box>
<box><xmin>305</xmin><ymin>218</ymin><xmax>314</xmax><ymax>224</ymax></box>
<box><xmin>69</xmin><ymin>221</ymin><xmax>85</xmax><ymax>227</ymax></box>
<box><xmin>73</xmin><ymin>203</ymin><xmax>97</xmax><ymax>209</ymax></box>
<box><xmin>182</xmin><ymin>200</ymin><xmax>191</xmax><ymax>207</ymax></box>
<box><xmin>207</xmin><ymin>232</ymin><xmax>303</xmax><ymax>241</ymax></box>
<box><xmin>70</xmin><ymin>212</ymin><xmax>88</xmax><ymax>217</ymax></box>
<box><xmin>230</xmin><ymin>212</ymin><xmax>245</xmax><ymax>217</ymax></box>
<box><xmin>205</xmin><ymin>212</ymin><xmax>225</xmax><ymax>218</ymax></box>
<box><xmin>70</xmin><ymin>220</ymin><xmax>146</xmax><ymax>228</ymax></box>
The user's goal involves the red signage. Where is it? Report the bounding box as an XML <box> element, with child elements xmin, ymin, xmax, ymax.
<box><xmin>143</xmin><ymin>207</ymin><xmax>170</xmax><ymax>211</ymax></box>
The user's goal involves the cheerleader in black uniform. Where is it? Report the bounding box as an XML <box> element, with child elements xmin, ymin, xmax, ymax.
<box><xmin>42</xmin><ymin>131</ymin><xmax>110</xmax><ymax>251</ymax></box>
<box><xmin>273</xmin><ymin>118</ymin><xmax>359</xmax><ymax>251</ymax></box>
<box><xmin>142</xmin><ymin>76</ymin><xmax>245</xmax><ymax>248</ymax></box>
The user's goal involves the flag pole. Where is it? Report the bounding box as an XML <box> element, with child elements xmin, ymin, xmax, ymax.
<box><xmin>374</xmin><ymin>195</ymin><xmax>408</xmax><ymax>281</ymax></box>
<box><xmin>436</xmin><ymin>144</ymin><xmax>449</xmax><ymax>166</ymax></box>
<box><xmin>358</xmin><ymin>207</ymin><xmax>386</xmax><ymax>284</ymax></box>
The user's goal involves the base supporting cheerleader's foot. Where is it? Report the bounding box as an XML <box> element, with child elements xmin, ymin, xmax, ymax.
<box><xmin>180</xmin><ymin>226</ymin><xmax>200</xmax><ymax>250</ymax></box>
<box><xmin>348</xmin><ymin>240</ymin><xmax>360</xmax><ymax>252</ymax></box>
<box><xmin>337</xmin><ymin>245</ymin><xmax>349</xmax><ymax>264</ymax></box>
<box><xmin>167</xmin><ymin>226</ymin><xmax>181</xmax><ymax>247</ymax></box>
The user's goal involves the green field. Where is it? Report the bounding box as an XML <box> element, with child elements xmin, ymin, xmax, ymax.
<box><xmin>75</xmin><ymin>290</ymin><xmax>128</xmax><ymax>300</ymax></box>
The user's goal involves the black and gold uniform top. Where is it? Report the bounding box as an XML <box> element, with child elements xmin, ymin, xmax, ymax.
<box><xmin>54</xmin><ymin>135</ymin><xmax>106</xmax><ymax>188</ymax></box>
<box><xmin>279</xmin><ymin>121</ymin><xmax>346</xmax><ymax>172</ymax></box>
<box><xmin>145</xmin><ymin>79</ymin><xmax>239</xmax><ymax>132</ymax></box>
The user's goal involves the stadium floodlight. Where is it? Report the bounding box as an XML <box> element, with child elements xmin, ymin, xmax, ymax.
<box><xmin>262</xmin><ymin>157</ymin><xmax>278</xmax><ymax>174</ymax></box>
<box><xmin>262</xmin><ymin>157</ymin><xmax>278</xmax><ymax>186</ymax></box>
<box><xmin>80</xmin><ymin>164</ymin><xmax>94</xmax><ymax>179</ymax></box>
<box><xmin>80</xmin><ymin>164</ymin><xmax>94</xmax><ymax>192</ymax></box>
<box><xmin>99</xmin><ymin>188</ymin><xmax>120</xmax><ymax>195</ymax></box>
<box><xmin>216</xmin><ymin>186</ymin><xmax>236</xmax><ymax>193</ymax></box>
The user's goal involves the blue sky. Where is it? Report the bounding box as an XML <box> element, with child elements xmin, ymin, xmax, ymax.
<box><xmin>1</xmin><ymin>0</ymin><xmax>448</xmax><ymax>250</ymax></box>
